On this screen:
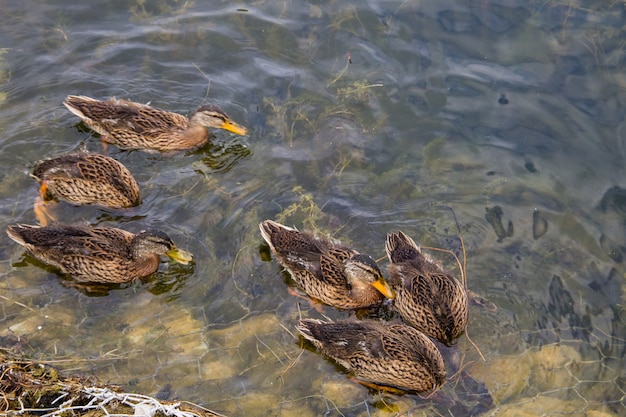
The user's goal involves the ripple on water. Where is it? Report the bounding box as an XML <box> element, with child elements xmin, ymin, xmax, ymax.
<box><xmin>1</xmin><ymin>0</ymin><xmax>625</xmax><ymax>415</ymax></box>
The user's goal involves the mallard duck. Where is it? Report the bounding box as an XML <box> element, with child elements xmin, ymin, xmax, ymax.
<box><xmin>63</xmin><ymin>95</ymin><xmax>247</xmax><ymax>152</ymax></box>
<box><xmin>259</xmin><ymin>220</ymin><xmax>394</xmax><ymax>309</ymax></box>
<box><xmin>296</xmin><ymin>319</ymin><xmax>445</xmax><ymax>393</ymax></box>
<box><xmin>6</xmin><ymin>224</ymin><xmax>193</xmax><ymax>283</ymax></box>
<box><xmin>31</xmin><ymin>151</ymin><xmax>140</xmax><ymax>225</ymax></box>
<box><xmin>385</xmin><ymin>231</ymin><xmax>468</xmax><ymax>345</ymax></box>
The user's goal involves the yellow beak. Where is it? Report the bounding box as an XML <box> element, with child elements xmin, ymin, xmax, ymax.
<box><xmin>166</xmin><ymin>247</ymin><xmax>193</xmax><ymax>265</ymax></box>
<box><xmin>220</xmin><ymin>120</ymin><xmax>247</xmax><ymax>136</ymax></box>
<box><xmin>371</xmin><ymin>278</ymin><xmax>394</xmax><ymax>299</ymax></box>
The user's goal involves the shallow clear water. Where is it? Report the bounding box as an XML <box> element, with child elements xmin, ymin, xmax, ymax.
<box><xmin>0</xmin><ymin>0</ymin><xmax>624</xmax><ymax>416</ymax></box>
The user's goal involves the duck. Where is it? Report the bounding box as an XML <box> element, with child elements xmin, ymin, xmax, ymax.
<box><xmin>31</xmin><ymin>151</ymin><xmax>140</xmax><ymax>225</ymax></box>
<box><xmin>63</xmin><ymin>95</ymin><xmax>247</xmax><ymax>152</ymax></box>
<box><xmin>259</xmin><ymin>220</ymin><xmax>394</xmax><ymax>309</ymax></box>
<box><xmin>6</xmin><ymin>224</ymin><xmax>193</xmax><ymax>283</ymax></box>
<box><xmin>385</xmin><ymin>230</ymin><xmax>468</xmax><ymax>345</ymax></box>
<box><xmin>296</xmin><ymin>318</ymin><xmax>446</xmax><ymax>393</ymax></box>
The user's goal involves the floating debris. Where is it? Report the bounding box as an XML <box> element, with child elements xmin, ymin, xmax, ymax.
<box><xmin>0</xmin><ymin>347</ymin><xmax>226</xmax><ymax>416</ymax></box>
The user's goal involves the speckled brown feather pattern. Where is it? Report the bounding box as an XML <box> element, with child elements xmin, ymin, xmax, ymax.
<box><xmin>385</xmin><ymin>230</ymin><xmax>468</xmax><ymax>345</ymax></box>
<box><xmin>6</xmin><ymin>224</ymin><xmax>187</xmax><ymax>283</ymax></box>
<box><xmin>33</xmin><ymin>152</ymin><xmax>139</xmax><ymax>208</ymax></box>
<box><xmin>259</xmin><ymin>220</ymin><xmax>393</xmax><ymax>309</ymax></box>
<box><xmin>64</xmin><ymin>95</ymin><xmax>246</xmax><ymax>152</ymax></box>
<box><xmin>296</xmin><ymin>319</ymin><xmax>446</xmax><ymax>393</ymax></box>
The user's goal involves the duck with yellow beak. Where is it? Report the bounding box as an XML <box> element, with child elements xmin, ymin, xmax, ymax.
<box><xmin>7</xmin><ymin>224</ymin><xmax>193</xmax><ymax>284</ymax></box>
<box><xmin>259</xmin><ymin>219</ymin><xmax>394</xmax><ymax>309</ymax></box>
<box><xmin>64</xmin><ymin>95</ymin><xmax>247</xmax><ymax>152</ymax></box>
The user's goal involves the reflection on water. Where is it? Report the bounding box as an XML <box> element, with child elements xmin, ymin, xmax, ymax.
<box><xmin>0</xmin><ymin>0</ymin><xmax>625</xmax><ymax>416</ymax></box>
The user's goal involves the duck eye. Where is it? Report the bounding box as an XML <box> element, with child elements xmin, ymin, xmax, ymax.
<box><xmin>357</xmin><ymin>263</ymin><xmax>377</xmax><ymax>275</ymax></box>
<box><xmin>205</xmin><ymin>111</ymin><xmax>226</xmax><ymax>122</ymax></box>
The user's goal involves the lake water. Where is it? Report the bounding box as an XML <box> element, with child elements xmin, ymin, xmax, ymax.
<box><xmin>0</xmin><ymin>1</ymin><xmax>624</xmax><ymax>416</ymax></box>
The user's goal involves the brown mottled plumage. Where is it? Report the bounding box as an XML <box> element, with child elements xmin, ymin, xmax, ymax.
<box><xmin>259</xmin><ymin>220</ymin><xmax>393</xmax><ymax>309</ymax></box>
<box><xmin>64</xmin><ymin>95</ymin><xmax>247</xmax><ymax>152</ymax></box>
<box><xmin>6</xmin><ymin>224</ymin><xmax>193</xmax><ymax>283</ymax></box>
<box><xmin>296</xmin><ymin>319</ymin><xmax>446</xmax><ymax>393</ymax></box>
<box><xmin>31</xmin><ymin>152</ymin><xmax>140</xmax><ymax>225</ymax></box>
<box><xmin>385</xmin><ymin>231</ymin><xmax>468</xmax><ymax>345</ymax></box>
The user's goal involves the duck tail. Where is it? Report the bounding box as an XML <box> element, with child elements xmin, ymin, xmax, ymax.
<box><xmin>385</xmin><ymin>231</ymin><xmax>421</xmax><ymax>263</ymax></box>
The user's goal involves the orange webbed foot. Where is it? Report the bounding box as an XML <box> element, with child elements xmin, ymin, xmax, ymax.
<box><xmin>34</xmin><ymin>195</ymin><xmax>57</xmax><ymax>226</ymax></box>
<box><xmin>349</xmin><ymin>377</ymin><xmax>407</xmax><ymax>395</ymax></box>
<box><xmin>101</xmin><ymin>139</ymin><xmax>108</xmax><ymax>154</ymax></box>
<box><xmin>287</xmin><ymin>286</ymin><xmax>326</xmax><ymax>313</ymax></box>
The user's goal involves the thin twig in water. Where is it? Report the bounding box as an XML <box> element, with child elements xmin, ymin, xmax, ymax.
<box><xmin>448</xmin><ymin>357</ymin><xmax>477</xmax><ymax>390</ymax></box>
<box><xmin>278</xmin><ymin>347</ymin><xmax>304</xmax><ymax>380</ymax></box>
<box><xmin>0</xmin><ymin>295</ymin><xmax>36</xmax><ymax>312</ymax></box>
<box><xmin>465</xmin><ymin>331</ymin><xmax>486</xmax><ymax>362</ymax></box>
<box><xmin>192</xmin><ymin>63</ymin><xmax>211</xmax><ymax>104</ymax></box>
<box><xmin>327</xmin><ymin>52</ymin><xmax>352</xmax><ymax>87</ymax></box>
<box><xmin>278</xmin><ymin>303</ymin><xmax>306</xmax><ymax>379</ymax></box>
<box><xmin>424</xmin><ymin>207</ymin><xmax>486</xmax><ymax>362</ymax></box>
<box><xmin>276</xmin><ymin>319</ymin><xmax>296</xmax><ymax>339</ymax></box>
<box><xmin>231</xmin><ymin>245</ymin><xmax>252</xmax><ymax>298</ymax></box>
<box><xmin>255</xmin><ymin>333</ymin><xmax>284</xmax><ymax>365</ymax></box>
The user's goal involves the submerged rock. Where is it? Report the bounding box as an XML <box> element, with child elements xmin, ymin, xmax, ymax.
<box><xmin>468</xmin><ymin>343</ymin><xmax>618</xmax><ymax>416</ymax></box>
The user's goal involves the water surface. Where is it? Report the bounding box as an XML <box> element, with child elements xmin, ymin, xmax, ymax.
<box><xmin>0</xmin><ymin>1</ymin><xmax>624</xmax><ymax>416</ymax></box>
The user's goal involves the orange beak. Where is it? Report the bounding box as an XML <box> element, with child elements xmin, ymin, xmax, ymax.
<box><xmin>220</xmin><ymin>119</ymin><xmax>247</xmax><ymax>135</ymax></box>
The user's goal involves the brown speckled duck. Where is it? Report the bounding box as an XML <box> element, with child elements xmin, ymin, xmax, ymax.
<box><xmin>385</xmin><ymin>230</ymin><xmax>468</xmax><ymax>345</ymax></box>
<box><xmin>296</xmin><ymin>319</ymin><xmax>446</xmax><ymax>393</ymax></box>
<box><xmin>6</xmin><ymin>224</ymin><xmax>193</xmax><ymax>283</ymax></box>
<box><xmin>64</xmin><ymin>95</ymin><xmax>247</xmax><ymax>152</ymax></box>
<box><xmin>259</xmin><ymin>219</ymin><xmax>394</xmax><ymax>309</ymax></box>
<box><xmin>31</xmin><ymin>151</ymin><xmax>140</xmax><ymax>225</ymax></box>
